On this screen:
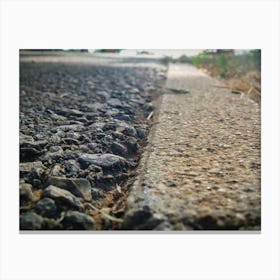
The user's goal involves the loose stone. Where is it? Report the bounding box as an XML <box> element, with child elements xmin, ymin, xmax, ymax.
<box><xmin>20</xmin><ymin>183</ymin><xmax>34</xmax><ymax>203</ymax></box>
<box><xmin>47</xmin><ymin>177</ymin><xmax>92</xmax><ymax>201</ymax></box>
<box><xmin>34</xmin><ymin>197</ymin><xmax>57</xmax><ymax>218</ymax></box>
<box><xmin>20</xmin><ymin>211</ymin><xmax>44</xmax><ymax>230</ymax></box>
<box><xmin>61</xmin><ymin>211</ymin><xmax>95</xmax><ymax>230</ymax></box>
<box><xmin>42</xmin><ymin>185</ymin><xmax>83</xmax><ymax>210</ymax></box>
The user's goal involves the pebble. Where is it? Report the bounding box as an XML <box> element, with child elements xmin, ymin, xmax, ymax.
<box><xmin>34</xmin><ymin>197</ymin><xmax>57</xmax><ymax>218</ymax></box>
<box><xmin>20</xmin><ymin>211</ymin><xmax>44</xmax><ymax>230</ymax></box>
<box><xmin>167</xmin><ymin>181</ymin><xmax>178</xmax><ymax>187</ymax></box>
<box><xmin>47</xmin><ymin>176</ymin><xmax>92</xmax><ymax>201</ymax></box>
<box><xmin>54</xmin><ymin>124</ymin><xmax>84</xmax><ymax>132</ymax></box>
<box><xmin>62</xmin><ymin>138</ymin><xmax>80</xmax><ymax>145</ymax></box>
<box><xmin>78</xmin><ymin>153</ymin><xmax>127</xmax><ymax>171</ymax></box>
<box><xmin>57</xmin><ymin>108</ymin><xmax>84</xmax><ymax>117</ymax></box>
<box><xmin>19</xmin><ymin>161</ymin><xmax>44</xmax><ymax>174</ymax></box>
<box><xmin>62</xmin><ymin>211</ymin><xmax>95</xmax><ymax>230</ymax></box>
<box><xmin>65</xmin><ymin>159</ymin><xmax>80</xmax><ymax>174</ymax></box>
<box><xmin>20</xmin><ymin>183</ymin><xmax>34</xmax><ymax>203</ymax></box>
<box><xmin>111</xmin><ymin>142</ymin><xmax>128</xmax><ymax>157</ymax></box>
<box><xmin>125</xmin><ymin>137</ymin><xmax>138</xmax><ymax>154</ymax></box>
<box><xmin>42</xmin><ymin>185</ymin><xmax>83</xmax><ymax>210</ymax></box>
<box><xmin>122</xmin><ymin>126</ymin><xmax>138</xmax><ymax>137</ymax></box>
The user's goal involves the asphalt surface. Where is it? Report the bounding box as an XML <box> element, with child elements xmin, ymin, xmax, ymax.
<box><xmin>19</xmin><ymin>51</ymin><xmax>166</xmax><ymax>230</ymax></box>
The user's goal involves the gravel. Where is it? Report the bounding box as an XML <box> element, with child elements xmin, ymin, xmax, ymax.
<box><xmin>19</xmin><ymin>51</ymin><xmax>166</xmax><ymax>230</ymax></box>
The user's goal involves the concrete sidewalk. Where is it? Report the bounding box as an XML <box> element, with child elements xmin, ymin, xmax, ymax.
<box><xmin>123</xmin><ymin>64</ymin><xmax>261</xmax><ymax>230</ymax></box>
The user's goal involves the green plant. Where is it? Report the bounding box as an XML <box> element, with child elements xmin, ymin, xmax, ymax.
<box><xmin>250</xmin><ymin>49</ymin><xmax>261</xmax><ymax>68</ymax></box>
<box><xmin>177</xmin><ymin>55</ymin><xmax>192</xmax><ymax>63</ymax></box>
<box><xmin>216</xmin><ymin>54</ymin><xmax>228</xmax><ymax>77</ymax></box>
<box><xmin>191</xmin><ymin>56</ymin><xmax>201</xmax><ymax>66</ymax></box>
<box><xmin>161</xmin><ymin>56</ymin><xmax>173</xmax><ymax>65</ymax></box>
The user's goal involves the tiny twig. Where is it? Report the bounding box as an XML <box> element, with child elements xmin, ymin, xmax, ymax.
<box><xmin>211</xmin><ymin>84</ymin><xmax>232</xmax><ymax>89</ymax></box>
<box><xmin>84</xmin><ymin>203</ymin><xmax>124</xmax><ymax>223</ymax></box>
<box><xmin>247</xmin><ymin>87</ymin><xmax>254</xmax><ymax>95</ymax></box>
<box><xmin>147</xmin><ymin>111</ymin><xmax>154</xmax><ymax>120</ymax></box>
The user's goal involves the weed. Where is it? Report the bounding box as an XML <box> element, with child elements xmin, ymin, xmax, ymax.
<box><xmin>161</xmin><ymin>56</ymin><xmax>173</xmax><ymax>65</ymax></box>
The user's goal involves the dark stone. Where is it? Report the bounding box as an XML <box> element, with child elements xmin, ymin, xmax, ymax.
<box><xmin>34</xmin><ymin>198</ymin><xmax>57</xmax><ymax>218</ymax></box>
<box><xmin>112</xmin><ymin>131</ymin><xmax>125</xmax><ymax>140</ymax></box>
<box><xmin>47</xmin><ymin>177</ymin><xmax>92</xmax><ymax>201</ymax></box>
<box><xmin>78</xmin><ymin>153</ymin><xmax>127</xmax><ymax>172</ymax></box>
<box><xmin>122</xmin><ymin>126</ymin><xmax>137</xmax><ymax>137</ymax></box>
<box><xmin>111</xmin><ymin>142</ymin><xmax>128</xmax><ymax>157</ymax></box>
<box><xmin>123</xmin><ymin>207</ymin><xmax>163</xmax><ymax>230</ymax></box>
<box><xmin>103</xmin><ymin>122</ymin><xmax>117</xmax><ymax>131</ymax></box>
<box><xmin>62</xmin><ymin>138</ymin><xmax>80</xmax><ymax>145</ymax></box>
<box><xmin>57</xmin><ymin>108</ymin><xmax>84</xmax><ymax>117</ymax></box>
<box><xmin>65</xmin><ymin>160</ymin><xmax>80</xmax><ymax>174</ymax></box>
<box><xmin>125</xmin><ymin>137</ymin><xmax>138</xmax><ymax>154</ymax></box>
<box><xmin>91</xmin><ymin>188</ymin><xmax>104</xmax><ymax>199</ymax></box>
<box><xmin>20</xmin><ymin>211</ymin><xmax>44</xmax><ymax>230</ymax></box>
<box><xmin>196</xmin><ymin>215</ymin><xmax>219</xmax><ymax>230</ymax></box>
<box><xmin>62</xmin><ymin>211</ymin><xmax>94</xmax><ymax>230</ymax></box>
<box><xmin>20</xmin><ymin>183</ymin><xmax>33</xmax><ymax>203</ymax></box>
<box><xmin>136</xmin><ymin>127</ymin><xmax>146</xmax><ymax>139</ymax></box>
<box><xmin>42</xmin><ymin>185</ymin><xmax>83</xmax><ymax>210</ymax></box>
<box><xmin>167</xmin><ymin>181</ymin><xmax>178</xmax><ymax>188</ymax></box>
<box><xmin>114</xmin><ymin>113</ymin><xmax>131</xmax><ymax>122</ymax></box>
<box><xmin>78</xmin><ymin>134</ymin><xmax>91</xmax><ymax>143</ymax></box>
<box><xmin>20</xmin><ymin>147</ymin><xmax>43</xmax><ymax>161</ymax></box>
<box><xmin>42</xmin><ymin>146</ymin><xmax>64</xmax><ymax>161</ymax></box>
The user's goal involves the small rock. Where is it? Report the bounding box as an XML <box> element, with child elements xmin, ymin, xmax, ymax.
<box><xmin>62</xmin><ymin>138</ymin><xmax>80</xmax><ymax>145</ymax></box>
<box><xmin>103</xmin><ymin>122</ymin><xmax>117</xmax><ymax>131</ymax></box>
<box><xmin>47</xmin><ymin>177</ymin><xmax>92</xmax><ymax>201</ymax></box>
<box><xmin>34</xmin><ymin>198</ymin><xmax>57</xmax><ymax>218</ymax></box>
<box><xmin>50</xmin><ymin>164</ymin><xmax>64</xmax><ymax>176</ymax></box>
<box><xmin>111</xmin><ymin>142</ymin><xmax>128</xmax><ymax>157</ymax></box>
<box><xmin>62</xmin><ymin>211</ymin><xmax>94</xmax><ymax>230</ymax></box>
<box><xmin>43</xmin><ymin>185</ymin><xmax>83</xmax><ymax>210</ymax></box>
<box><xmin>49</xmin><ymin>134</ymin><xmax>61</xmax><ymax>144</ymax></box>
<box><xmin>91</xmin><ymin>188</ymin><xmax>104</xmax><ymax>199</ymax></box>
<box><xmin>125</xmin><ymin>137</ymin><xmax>138</xmax><ymax>154</ymax></box>
<box><xmin>78</xmin><ymin>153</ymin><xmax>127</xmax><ymax>172</ymax></box>
<box><xmin>43</xmin><ymin>146</ymin><xmax>64</xmax><ymax>161</ymax></box>
<box><xmin>108</xmin><ymin>98</ymin><xmax>122</xmax><ymax>108</ymax></box>
<box><xmin>51</xmin><ymin>146</ymin><xmax>63</xmax><ymax>153</ymax></box>
<box><xmin>57</xmin><ymin>108</ymin><xmax>84</xmax><ymax>117</ymax></box>
<box><xmin>114</xmin><ymin>113</ymin><xmax>131</xmax><ymax>122</ymax></box>
<box><xmin>20</xmin><ymin>211</ymin><xmax>44</xmax><ymax>230</ymax></box>
<box><xmin>122</xmin><ymin>126</ymin><xmax>137</xmax><ymax>137</ymax></box>
<box><xmin>112</xmin><ymin>131</ymin><xmax>125</xmax><ymax>140</ymax></box>
<box><xmin>167</xmin><ymin>181</ymin><xmax>178</xmax><ymax>187</ymax></box>
<box><xmin>54</xmin><ymin>124</ymin><xmax>84</xmax><ymax>132</ymax></box>
<box><xmin>136</xmin><ymin>127</ymin><xmax>146</xmax><ymax>139</ymax></box>
<box><xmin>123</xmin><ymin>207</ymin><xmax>164</xmax><ymax>230</ymax></box>
<box><xmin>20</xmin><ymin>183</ymin><xmax>33</xmax><ymax>203</ymax></box>
<box><xmin>19</xmin><ymin>161</ymin><xmax>44</xmax><ymax>175</ymax></box>
<box><xmin>19</xmin><ymin>134</ymin><xmax>34</xmax><ymax>144</ymax></box>
<box><xmin>65</xmin><ymin>160</ymin><xmax>80</xmax><ymax>174</ymax></box>
<box><xmin>20</xmin><ymin>147</ymin><xmax>42</xmax><ymax>161</ymax></box>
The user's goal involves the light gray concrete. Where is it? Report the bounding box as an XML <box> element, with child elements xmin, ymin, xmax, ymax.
<box><xmin>123</xmin><ymin>64</ymin><xmax>261</xmax><ymax>230</ymax></box>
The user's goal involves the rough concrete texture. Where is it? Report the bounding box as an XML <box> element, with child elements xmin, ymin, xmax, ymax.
<box><xmin>123</xmin><ymin>64</ymin><xmax>261</xmax><ymax>230</ymax></box>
